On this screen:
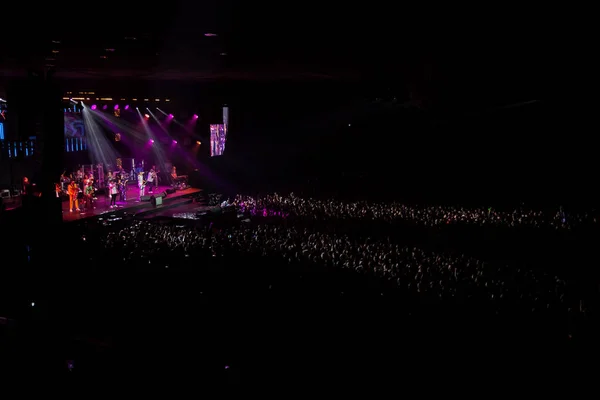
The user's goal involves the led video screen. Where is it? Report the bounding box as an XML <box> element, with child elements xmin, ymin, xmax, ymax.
<box><xmin>64</xmin><ymin>112</ymin><xmax>85</xmax><ymax>138</ymax></box>
<box><xmin>210</xmin><ymin>124</ymin><xmax>226</xmax><ymax>157</ymax></box>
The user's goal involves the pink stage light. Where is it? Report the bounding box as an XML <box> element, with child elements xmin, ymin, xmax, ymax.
<box><xmin>114</xmin><ymin>104</ymin><xmax>119</xmax><ymax>110</ymax></box>
<box><xmin>124</xmin><ymin>105</ymin><xmax>129</xmax><ymax>110</ymax></box>
<box><xmin>168</xmin><ymin>114</ymin><xmax>174</xmax><ymax>118</ymax></box>
<box><xmin>172</xmin><ymin>140</ymin><xmax>177</xmax><ymax>144</ymax></box>
<box><xmin>193</xmin><ymin>114</ymin><xmax>198</xmax><ymax>119</ymax></box>
<box><xmin>91</xmin><ymin>104</ymin><xmax>97</xmax><ymax>110</ymax></box>
<box><xmin>150</xmin><ymin>139</ymin><xmax>154</xmax><ymax>143</ymax></box>
<box><xmin>102</xmin><ymin>105</ymin><xmax>108</xmax><ymax>110</ymax></box>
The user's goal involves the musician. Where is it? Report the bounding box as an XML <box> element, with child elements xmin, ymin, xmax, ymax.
<box><xmin>118</xmin><ymin>176</ymin><xmax>127</xmax><ymax>202</ymax></box>
<box><xmin>106</xmin><ymin>171</ymin><xmax>113</xmax><ymax>198</ymax></box>
<box><xmin>60</xmin><ymin>171</ymin><xmax>68</xmax><ymax>192</ymax></box>
<box><xmin>138</xmin><ymin>171</ymin><xmax>146</xmax><ymax>200</ymax></box>
<box><xmin>68</xmin><ymin>180</ymin><xmax>80</xmax><ymax>212</ymax></box>
<box><xmin>116</xmin><ymin>164</ymin><xmax>125</xmax><ymax>177</ymax></box>
<box><xmin>96</xmin><ymin>164</ymin><xmax>105</xmax><ymax>189</ymax></box>
<box><xmin>152</xmin><ymin>165</ymin><xmax>160</xmax><ymax>185</ymax></box>
<box><xmin>108</xmin><ymin>179</ymin><xmax>118</xmax><ymax>208</ymax></box>
<box><xmin>147</xmin><ymin>167</ymin><xmax>156</xmax><ymax>194</ymax></box>
<box><xmin>83</xmin><ymin>174</ymin><xmax>95</xmax><ymax>211</ymax></box>
<box><xmin>76</xmin><ymin>167</ymin><xmax>84</xmax><ymax>186</ymax></box>
<box><xmin>170</xmin><ymin>166</ymin><xmax>178</xmax><ymax>181</ymax></box>
<box><xmin>22</xmin><ymin>177</ymin><xmax>34</xmax><ymax>196</ymax></box>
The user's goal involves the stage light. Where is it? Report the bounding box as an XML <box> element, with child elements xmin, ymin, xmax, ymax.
<box><xmin>196</xmin><ymin>141</ymin><xmax>201</xmax><ymax>145</ymax></box>
<box><xmin>172</xmin><ymin>140</ymin><xmax>177</xmax><ymax>144</ymax></box>
<box><xmin>102</xmin><ymin>105</ymin><xmax>108</xmax><ymax>110</ymax></box>
<box><xmin>149</xmin><ymin>139</ymin><xmax>154</xmax><ymax>143</ymax></box>
<box><xmin>91</xmin><ymin>104</ymin><xmax>97</xmax><ymax>110</ymax></box>
<box><xmin>193</xmin><ymin>114</ymin><xmax>198</xmax><ymax>119</ymax></box>
<box><xmin>69</xmin><ymin>98</ymin><xmax>78</xmax><ymax>104</ymax></box>
<box><xmin>124</xmin><ymin>105</ymin><xmax>129</xmax><ymax>110</ymax></box>
<box><xmin>144</xmin><ymin>114</ymin><xmax>150</xmax><ymax>119</ymax></box>
<box><xmin>168</xmin><ymin>114</ymin><xmax>173</xmax><ymax>118</ymax></box>
<box><xmin>114</xmin><ymin>104</ymin><xmax>119</xmax><ymax>110</ymax></box>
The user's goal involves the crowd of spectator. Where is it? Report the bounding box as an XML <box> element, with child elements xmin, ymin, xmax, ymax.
<box><xmin>227</xmin><ymin>193</ymin><xmax>597</xmax><ymax>229</ymax></box>
<box><xmin>100</xmin><ymin>218</ymin><xmax>572</xmax><ymax>316</ymax></box>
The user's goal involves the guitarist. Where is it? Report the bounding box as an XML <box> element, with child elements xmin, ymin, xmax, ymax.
<box><xmin>67</xmin><ymin>180</ymin><xmax>80</xmax><ymax>212</ymax></box>
<box><xmin>83</xmin><ymin>174</ymin><xmax>95</xmax><ymax>211</ymax></box>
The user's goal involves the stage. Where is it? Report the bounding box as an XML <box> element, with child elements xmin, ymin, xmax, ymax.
<box><xmin>61</xmin><ymin>185</ymin><xmax>202</xmax><ymax>222</ymax></box>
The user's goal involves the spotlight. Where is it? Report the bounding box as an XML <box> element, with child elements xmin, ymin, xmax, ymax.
<box><xmin>91</xmin><ymin>104</ymin><xmax>97</xmax><ymax>110</ymax></box>
<box><xmin>196</xmin><ymin>141</ymin><xmax>201</xmax><ymax>145</ymax></box>
<box><xmin>150</xmin><ymin>139</ymin><xmax>154</xmax><ymax>143</ymax></box>
<box><xmin>144</xmin><ymin>114</ymin><xmax>150</xmax><ymax>119</ymax></box>
<box><xmin>114</xmin><ymin>104</ymin><xmax>119</xmax><ymax>110</ymax></box>
<box><xmin>168</xmin><ymin>114</ymin><xmax>174</xmax><ymax>118</ymax></box>
<box><xmin>69</xmin><ymin>98</ymin><xmax>78</xmax><ymax>104</ymax></box>
<box><xmin>193</xmin><ymin>114</ymin><xmax>198</xmax><ymax>119</ymax></box>
<box><xmin>102</xmin><ymin>105</ymin><xmax>108</xmax><ymax>110</ymax></box>
<box><xmin>172</xmin><ymin>140</ymin><xmax>177</xmax><ymax>144</ymax></box>
<box><xmin>124</xmin><ymin>105</ymin><xmax>129</xmax><ymax>110</ymax></box>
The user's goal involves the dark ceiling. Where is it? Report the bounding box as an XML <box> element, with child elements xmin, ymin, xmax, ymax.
<box><xmin>1</xmin><ymin>1</ymin><xmax>568</xmax><ymax>109</ymax></box>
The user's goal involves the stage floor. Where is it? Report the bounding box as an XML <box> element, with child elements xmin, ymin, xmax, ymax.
<box><xmin>62</xmin><ymin>185</ymin><xmax>201</xmax><ymax>222</ymax></box>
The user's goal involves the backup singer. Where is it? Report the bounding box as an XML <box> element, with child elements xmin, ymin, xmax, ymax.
<box><xmin>68</xmin><ymin>180</ymin><xmax>80</xmax><ymax>212</ymax></box>
<box><xmin>138</xmin><ymin>171</ymin><xmax>146</xmax><ymax>200</ymax></box>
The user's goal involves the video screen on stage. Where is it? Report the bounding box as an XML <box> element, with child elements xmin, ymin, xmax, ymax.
<box><xmin>210</xmin><ymin>124</ymin><xmax>227</xmax><ymax>157</ymax></box>
<box><xmin>64</xmin><ymin>112</ymin><xmax>85</xmax><ymax>138</ymax></box>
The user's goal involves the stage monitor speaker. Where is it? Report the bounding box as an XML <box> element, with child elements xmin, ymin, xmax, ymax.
<box><xmin>140</xmin><ymin>195</ymin><xmax>152</xmax><ymax>202</ymax></box>
<box><xmin>153</xmin><ymin>196</ymin><xmax>163</xmax><ymax>206</ymax></box>
<box><xmin>166</xmin><ymin>188</ymin><xmax>176</xmax><ymax>195</ymax></box>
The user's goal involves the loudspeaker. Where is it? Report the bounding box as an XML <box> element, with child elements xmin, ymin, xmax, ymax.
<box><xmin>165</xmin><ymin>188</ymin><xmax>176</xmax><ymax>195</ymax></box>
<box><xmin>140</xmin><ymin>195</ymin><xmax>152</xmax><ymax>201</ymax></box>
<box><xmin>153</xmin><ymin>196</ymin><xmax>163</xmax><ymax>206</ymax></box>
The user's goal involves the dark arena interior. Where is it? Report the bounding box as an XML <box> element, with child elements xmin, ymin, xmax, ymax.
<box><xmin>0</xmin><ymin>3</ymin><xmax>597</xmax><ymax>389</ymax></box>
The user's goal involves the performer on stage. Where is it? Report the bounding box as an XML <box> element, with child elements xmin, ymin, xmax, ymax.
<box><xmin>137</xmin><ymin>171</ymin><xmax>146</xmax><ymax>200</ymax></box>
<box><xmin>60</xmin><ymin>171</ymin><xmax>68</xmax><ymax>192</ymax></box>
<box><xmin>106</xmin><ymin>171</ymin><xmax>113</xmax><ymax>199</ymax></box>
<box><xmin>108</xmin><ymin>179</ymin><xmax>118</xmax><ymax>208</ymax></box>
<box><xmin>118</xmin><ymin>176</ymin><xmax>127</xmax><ymax>202</ymax></box>
<box><xmin>147</xmin><ymin>167</ymin><xmax>156</xmax><ymax>194</ymax></box>
<box><xmin>76</xmin><ymin>167</ymin><xmax>84</xmax><ymax>186</ymax></box>
<box><xmin>68</xmin><ymin>180</ymin><xmax>80</xmax><ymax>212</ymax></box>
<box><xmin>22</xmin><ymin>177</ymin><xmax>34</xmax><ymax>196</ymax></box>
<box><xmin>84</xmin><ymin>174</ymin><xmax>95</xmax><ymax>211</ymax></box>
